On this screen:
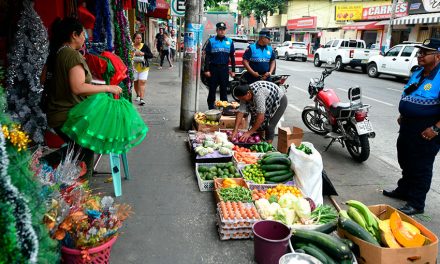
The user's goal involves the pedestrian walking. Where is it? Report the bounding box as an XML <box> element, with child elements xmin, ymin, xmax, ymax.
<box><xmin>132</xmin><ymin>32</ymin><xmax>153</xmax><ymax>106</ymax></box>
<box><xmin>382</xmin><ymin>38</ymin><xmax>440</xmax><ymax>215</ymax></box>
<box><xmin>170</xmin><ymin>29</ymin><xmax>177</xmax><ymax>62</ymax></box>
<box><xmin>154</xmin><ymin>28</ymin><xmax>165</xmax><ymax>63</ymax></box>
<box><xmin>231</xmin><ymin>81</ymin><xmax>287</xmax><ymax>143</ymax></box>
<box><xmin>242</xmin><ymin>30</ymin><xmax>276</xmax><ymax>84</ymax></box>
<box><xmin>203</xmin><ymin>22</ymin><xmax>236</xmax><ymax>109</ymax></box>
<box><xmin>159</xmin><ymin>32</ymin><xmax>173</xmax><ymax>69</ymax></box>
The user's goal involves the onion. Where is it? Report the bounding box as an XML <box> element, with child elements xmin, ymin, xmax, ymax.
<box><xmin>226</xmin><ymin>131</ymin><xmax>232</xmax><ymax>136</ymax></box>
<box><xmin>237</xmin><ymin>131</ymin><xmax>244</xmax><ymax>137</ymax></box>
<box><xmin>253</xmin><ymin>135</ymin><xmax>260</xmax><ymax>142</ymax></box>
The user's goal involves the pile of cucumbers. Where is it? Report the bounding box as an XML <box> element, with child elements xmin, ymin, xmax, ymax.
<box><xmin>258</xmin><ymin>152</ymin><xmax>294</xmax><ymax>183</ymax></box>
<box><xmin>291</xmin><ymin>228</ymin><xmax>354</xmax><ymax>264</ymax></box>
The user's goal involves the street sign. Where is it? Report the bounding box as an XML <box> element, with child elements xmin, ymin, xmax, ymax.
<box><xmin>171</xmin><ymin>0</ymin><xmax>185</xmax><ymax>16</ymax></box>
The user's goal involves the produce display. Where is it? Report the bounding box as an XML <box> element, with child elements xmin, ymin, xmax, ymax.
<box><xmin>249</xmin><ymin>142</ymin><xmax>275</xmax><ymax>153</ymax></box>
<box><xmin>215</xmin><ymin>100</ymin><xmax>240</xmax><ymax>108</ymax></box>
<box><xmin>265</xmin><ymin>184</ymin><xmax>303</xmax><ymax>200</ymax></box>
<box><xmin>216</xmin><ymin>201</ymin><xmax>260</xmax><ymax>240</ymax></box>
<box><xmin>252</xmin><ymin>189</ymin><xmax>266</xmax><ymax>201</ymax></box>
<box><xmin>233</xmin><ymin>152</ymin><xmax>259</xmax><ymax>165</ymax></box>
<box><xmin>232</xmin><ymin>145</ymin><xmax>251</xmax><ymax>152</ymax></box>
<box><xmin>259</xmin><ymin>152</ymin><xmax>294</xmax><ymax>183</ymax></box>
<box><xmin>241</xmin><ymin>163</ymin><xmax>265</xmax><ymax>184</ymax></box>
<box><xmin>193</xmin><ymin>132</ymin><xmax>234</xmax><ymax>157</ymax></box>
<box><xmin>218</xmin><ymin>201</ymin><xmax>260</xmax><ymax>221</ymax></box>
<box><xmin>339</xmin><ymin>200</ymin><xmax>428</xmax><ymax>249</ymax></box>
<box><xmin>218</xmin><ymin>186</ymin><xmax>253</xmax><ymax>202</ymax></box>
<box><xmin>225</xmin><ymin>130</ymin><xmax>262</xmax><ymax>144</ymax></box>
<box><xmin>197</xmin><ymin>163</ymin><xmax>240</xmax><ymax>181</ymax></box>
<box><xmin>194</xmin><ymin>112</ymin><xmax>219</xmax><ymax>125</ymax></box>
<box><xmin>296</xmin><ymin>143</ymin><xmax>313</xmax><ymax>155</ymax></box>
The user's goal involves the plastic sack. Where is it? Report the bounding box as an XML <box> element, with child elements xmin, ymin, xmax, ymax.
<box><xmin>288</xmin><ymin>142</ymin><xmax>323</xmax><ymax>205</ymax></box>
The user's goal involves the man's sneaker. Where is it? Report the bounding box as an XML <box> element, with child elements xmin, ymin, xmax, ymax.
<box><xmin>139</xmin><ymin>99</ymin><xmax>146</xmax><ymax>106</ymax></box>
<box><xmin>135</xmin><ymin>96</ymin><xmax>141</xmax><ymax>102</ymax></box>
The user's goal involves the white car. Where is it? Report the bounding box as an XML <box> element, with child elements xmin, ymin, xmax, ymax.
<box><xmin>275</xmin><ymin>41</ymin><xmax>308</xmax><ymax>62</ymax></box>
<box><xmin>367</xmin><ymin>43</ymin><xmax>420</xmax><ymax>78</ymax></box>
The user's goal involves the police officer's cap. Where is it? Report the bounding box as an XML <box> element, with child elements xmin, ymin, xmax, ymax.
<box><xmin>415</xmin><ymin>38</ymin><xmax>440</xmax><ymax>51</ymax></box>
<box><xmin>259</xmin><ymin>30</ymin><xmax>272</xmax><ymax>39</ymax></box>
<box><xmin>216</xmin><ymin>22</ymin><xmax>227</xmax><ymax>30</ymax></box>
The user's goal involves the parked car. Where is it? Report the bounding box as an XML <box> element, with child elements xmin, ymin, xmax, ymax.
<box><xmin>313</xmin><ymin>39</ymin><xmax>381</xmax><ymax>72</ymax></box>
<box><xmin>367</xmin><ymin>42</ymin><xmax>420</xmax><ymax>79</ymax></box>
<box><xmin>201</xmin><ymin>38</ymin><xmax>252</xmax><ymax>90</ymax></box>
<box><xmin>274</xmin><ymin>41</ymin><xmax>308</xmax><ymax>62</ymax></box>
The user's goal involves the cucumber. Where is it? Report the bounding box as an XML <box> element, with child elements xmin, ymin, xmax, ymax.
<box><xmin>298</xmin><ymin>245</ymin><xmax>328</xmax><ymax>264</ymax></box>
<box><xmin>268</xmin><ymin>172</ymin><xmax>293</xmax><ymax>182</ymax></box>
<box><xmin>338</xmin><ymin>217</ymin><xmax>380</xmax><ymax>246</ymax></box>
<box><xmin>262</xmin><ymin>157</ymin><xmax>291</xmax><ymax>166</ymax></box>
<box><xmin>261</xmin><ymin>164</ymin><xmax>291</xmax><ymax>171</ymax></box>
<box><xmin>262</xmin><ymin>152</ymin><xmax>287</xmax><ymax>159</ymax></box>
<box><xmin>313</xmin><ymin>220</ymin><xmax>337</xmax><ymax>234</ymax></box>
<box><xmin>292</xmin><ymin>229</ymin><xmax>352</xmax><ymax>261</ymax></box>
<box><xmin>263</xmin><ymin>170</ymin><xmax>291</xmax><ymax>178</ymax></box>
<box><xmin>339</xmin><ymin>238</ymin><xmax>355</xmax><ymax>251</ymax></box>
<box><xmin>306</xmin><ymin>243</ymin><xmax>338</xmax><ymax>264</ymax></box>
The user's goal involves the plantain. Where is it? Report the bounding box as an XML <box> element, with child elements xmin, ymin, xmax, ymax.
<box><xmin>347</xmin><ymin>206</ymin><xmax>367</xmax><ymax>229</ymax></box>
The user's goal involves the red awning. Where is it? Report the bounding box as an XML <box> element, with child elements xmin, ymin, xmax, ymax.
<box><xmin>342</xmin><ymin>21</ymin><xmax>384</xmax><ymax>30</ymax></box>
<box><xmin>146</xmin><ymin>0</ymin><xmax>170</xmax><ymax>19</ymax></box>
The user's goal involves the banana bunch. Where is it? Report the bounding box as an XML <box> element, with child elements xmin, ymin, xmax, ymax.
<box><xmin>345</xmin><ymin>200</ymin><xmax>381</xmax><ymax>243</ymax></box>
<box><xmin>194</xmin><ymin>112</ymin><xmax>207</xmax><ymax>123</ymax></box>
<box><xmin>215</xmin><ymin>100</ymin><xmax>229</xmax><ymax>108</ymax></box>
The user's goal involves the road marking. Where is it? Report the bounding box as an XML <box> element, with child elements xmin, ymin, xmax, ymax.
<box><xmin>288</xmin><ymin>104</ymin><xmax>302</xmax><ymax>112</ymax></box>
<box><xmin>386</xmin><ymin>87</ymin><xmax>402</xmax><ymax>93</ymax></box>
<box><xmin>292</xmin><ymin>86</ymin><xmax>308</xmax><ymax>94</ymax></box>
<box><xmin>337</xmin><ymin>88</ymin><xmax>395</xmax><ymax>107</ymax></box>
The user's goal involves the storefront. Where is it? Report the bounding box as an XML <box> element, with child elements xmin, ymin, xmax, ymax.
<box><xmin>286</xmin><ymin>16</ymin><xmax>319</xmax><ymax>55</ymax></box>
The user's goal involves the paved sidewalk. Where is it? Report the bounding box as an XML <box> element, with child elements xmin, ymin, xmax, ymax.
<box><xmin>91</xmin><ymin>59</ymin><xmax>440</xmax><ymax>263</ymax></box>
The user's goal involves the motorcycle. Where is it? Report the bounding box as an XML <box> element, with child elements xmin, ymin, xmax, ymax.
<box><xmin>230</xmin><ymin>70</ymin><xmax>290</xmax><ymax>101</ymax></box>
<box><xmin>301</xmin><ymin>65</ymin><xmax>375</xmax><ymax>162</ymax></box>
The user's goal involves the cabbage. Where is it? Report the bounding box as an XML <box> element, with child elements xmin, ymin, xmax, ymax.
<box><xmin>206</xmin><ymin>147</ymin><xmax>214</xmax><ymax>154</ymax></box>
<box><xmin>292</xmin><ymin>197</ymin><xmax>312</xmax><ymax>219</ymax></box>
<box><xmin>255</xmin><ymin>199</ymin><xmax>271</xmax><ymax>219</ymax></box>
<box><xmin>274</xmin><ymin>208</ymin><xmax>296</xmax><ymax>226</ymax></box>
<box><xmin>197</xmin><ymin>148</ymin><xmax>209</xmax><ymax>156</ymax></box>
<box><xmin>195</xmin><ymin>145</ymin><xmax>204</xmax><ymax>152</ymax></box>
<box><xmin>203</xmin><ymin>140</ymin><xmax>215</xmax><ymax>148</ymax></box>
<box><xmin>278</xmin><ymin>193</ymin><xmax>298</xmax><ymax>209</ymax></box>
<box><xmin>268</xmin><ymin>202</ymin><xmax>281</xmax><ymax>217</ymax></box>
<box><xmin>222</xmin><ymin>142</ymin><xmax>234</xmax><ymax>150</ymax></box>
<box><xmin>218</xmin><ymin>147</ymin><xmax>232</xmax><ymax>155</ymax></box>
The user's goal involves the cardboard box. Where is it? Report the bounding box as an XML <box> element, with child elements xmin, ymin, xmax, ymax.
<box><xmin>219</xmin><ymin>115</ymin><xmax>248</xmax><ymax>129</ymax></box>
<box><xmin>193</xmin><ymin>122</ymin><xmax>219</xmax><ymax>133</ymax></box>
<box><xmin>338</xmin><ymin>204</ymin><xmax>438</xmax><ymax>264</ymax></box>
<box><xmin>277</xmin><ymin>126</ymin><xmax>304</xmax><ymax>154</ymax></box>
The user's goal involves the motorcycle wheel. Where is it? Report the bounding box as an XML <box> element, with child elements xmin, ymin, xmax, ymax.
<box><xmin>345</xmin><ymin>123</ymin><xmax>370</xmax><ymax>162</ymax></box>
<box><xmin>301</xmin><ymin>108</ymin><xmax>328</xmax><ymax>135</ymax></box>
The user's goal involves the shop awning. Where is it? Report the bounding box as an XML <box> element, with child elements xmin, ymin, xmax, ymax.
<box><xmin>145</xmin><ymin>0</ymin><xmax>169</xmax><ymax>19</ymax></box>
<box><xmin>392</xmin><ymin>13</ymin><xmax>440</xmax><ymax>25</ymax></box>
<box><xmin>342</xmin><ymin>21</ymin><xmax>384</xmax><ymax>30</ymax></box>
<box><xmin>375</xmin><ymin>20</ymin><xmax>389</xmax><ymax>25</ymax></box>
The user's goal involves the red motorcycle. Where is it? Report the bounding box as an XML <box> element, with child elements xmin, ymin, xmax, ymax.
<box><xmin>302</xmin><ymin>66</ymin><xmax>375</xmax><ymax>162</ymax></box>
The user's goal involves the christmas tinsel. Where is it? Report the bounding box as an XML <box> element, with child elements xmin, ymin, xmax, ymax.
<box><xmin>93</xmin><ymin>0</ymin><xmax>114</xmax><ymax>51</ymax></box>
<box><xmin>5</xmin><ymin>0</ymin><xmax>49</xmax><ymax>144</ymax></box>
<box><xmin>112</xmin><ymin>0</ymin><xmax>134</xmax><ymax>99</ymax></box>
<box><xmin>1</xmin><ymin>71</ymin><xmax>58</xmax><ymax>264</ymax></box>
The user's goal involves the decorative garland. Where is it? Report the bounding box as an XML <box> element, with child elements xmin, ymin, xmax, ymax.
<box><xmin>112</xmin><ymin>0</ymin><xmax>134</xmax><ymax>99</ymax></box>
<box><xmin>93</xmin><ymin>0</ymin><xmax>113</xmax><ymax>51</ymax></box>
<box><xmin>5</xmin><ymin>0</ymin><xmax>49</xmax><ymax>144</ymax></box>
<box><xmin>0</xmin><ymin>124</ymin><xmax>39</xmax><ymax>263</ymax></box>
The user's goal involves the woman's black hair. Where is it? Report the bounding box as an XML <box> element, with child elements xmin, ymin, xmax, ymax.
<box><xmin>233</xmin><ymin>84</ymin><xmax>250</xmax><ymax>97</ymax></box>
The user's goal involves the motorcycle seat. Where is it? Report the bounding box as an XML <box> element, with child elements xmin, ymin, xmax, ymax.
<box><xmin>329</xmin><ymin>102</ymin><xmax>352</xmax><ymax>117</ymax></box>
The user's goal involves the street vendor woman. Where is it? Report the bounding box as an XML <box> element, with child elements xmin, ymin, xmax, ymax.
<box><xmin>231</xmin><ymin>81</ymin><xmax>288</xmax><ymax>143</ymax></box>
<box><xmin>382</xmin><ymin>38</ymin><xmax>440</xmax><ymax>215</ymax></box>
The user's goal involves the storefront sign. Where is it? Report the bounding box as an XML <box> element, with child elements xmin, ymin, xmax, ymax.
<box><xmin>362</xmin><ymin>3</ymin><xmax>408</xmax><ymax>20</ymax></box>
<box><xmin>286</xmin><ymin>17</ymin><xmax>317</xmax><ymax>30</ymax></box>
<box><xmin>408</xmin><ymin>0</ymin><xmax>440</xmax><ymax>14</ymax></box>
<box><xmin>335</xmin><ymin>4</ymin><xmax>363</xmax><ymax>21</ymax></box>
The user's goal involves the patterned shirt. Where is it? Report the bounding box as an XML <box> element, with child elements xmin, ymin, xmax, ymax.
<box><xmin>238</xmin><ymin>81</ymin><xmax>285</xmax><ymax>128</ymax></box>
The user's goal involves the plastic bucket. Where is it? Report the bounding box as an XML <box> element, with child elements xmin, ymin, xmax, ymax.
<box><xmin>252</xmin><ymin>220</ymin><xmax>292</xmax><ymax>264</ymax></box>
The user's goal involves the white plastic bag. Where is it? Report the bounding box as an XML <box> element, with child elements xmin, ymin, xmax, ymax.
<box><xmin>289</xmin><ymin>142</ymin><xmax>323</xmax><ymax>205</ymax></box>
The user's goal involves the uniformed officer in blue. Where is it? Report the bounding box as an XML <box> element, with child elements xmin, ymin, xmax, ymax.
<box><xmin>242</xmin><ymin>30</ymin><xmax>276</xmax><ymax>84</ymax></box>
<box><xmin>203</xmin><ymin>22</ymin><xmax>236</xmax><ymax>109</ymax></box>
<box><xmin>383</xmin><ymin>38</ymin><xmax>440</xmax><ymax>215</ymax></box>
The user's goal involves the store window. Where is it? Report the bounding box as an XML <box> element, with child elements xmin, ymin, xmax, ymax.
<box><xmin>432</xmin><ymin>27</ymin><xmax>440</xmax><ymax>39</ymax></box>
<box><xmin>385</xmin><ymin>46</ymin><xmax>402</xmax><ymax>57</ymax></box>
<box><xmin>401</xmin><ymin>46</ymin><xmax>415</xmax><ymax>57</ymax></box>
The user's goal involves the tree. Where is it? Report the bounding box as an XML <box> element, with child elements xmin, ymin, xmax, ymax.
<box><xmin>205</xmin><ymin>0</ymin><xmax>225</xmax><ymax>9</ymax></box>
<box><xmin>238</xmin><ymin>0</ymin><xmax>286</xmax><ymax>28</ymax></box>
<box><xmin>208</xmin><ymin>5</ymin><xmax>228</xmax><ymax>12</ymax></box>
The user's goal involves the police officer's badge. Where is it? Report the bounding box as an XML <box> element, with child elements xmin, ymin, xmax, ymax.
<box><xmin>424</xmin><ymin>83</ymin><xmax>432</xmax><ymax>91</ymax></box>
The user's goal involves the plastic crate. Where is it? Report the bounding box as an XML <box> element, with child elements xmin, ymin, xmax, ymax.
<box><xmin>232</xmin><ymin>152</ymin><xmax>264</xmax><ymax>169</ymax></box>
<box><xmin>195</xmin><ymin>163</ymin><xmax>217</xmax><ymax>192</ymax></box>
<box><xmin>239</xmin><ymin>165</ymin><xmax>296</xmax><ymax>191</ymax></box>
<box><xmin>216</xmin><ymin>203</ymin><xmax>260</xmax><ymax>229</ymax></box>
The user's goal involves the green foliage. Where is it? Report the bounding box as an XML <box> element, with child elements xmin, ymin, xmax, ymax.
<box><xmin>238</xmin><ymin>0</ymin><xmax>286</xmax><ymax>27</ymax></box>
<box><xmin>208</xmin><ymin>5</ymin><xmax>228</xmax><ymax>12</ymax></box>
<box><xmin>0</xmin><ymin>202</ymin><xmax>25</xmax><ymax>264</ymax></box>
<box><xmin>205</xmin><ymin>0</ymin><xmax>224</xmax><ymax>9</ymax></box>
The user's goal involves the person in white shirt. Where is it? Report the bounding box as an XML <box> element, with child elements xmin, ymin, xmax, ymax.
<box><xmin>170</xmin><ymin>29</ymin><xmax>177</xmax><ymax>62</ymax></box>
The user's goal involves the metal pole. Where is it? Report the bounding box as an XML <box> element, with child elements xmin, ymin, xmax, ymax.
<box><xmin>178</xmin><ymin>17</ymin><xmax>182</xmax><ymax>77</ymax></box>
<box><xmin>384</xmin><ymin>0</ymin><xmax>398</xmax><ymax>52</ymax></box>
<box><xmin>194</xmin><ymin>0</ymin><xmax>204</xmax><ymax>113</ymax></box>
<box><xmin>180</xmin><ymin>0</ymin><xmax>201</xmax><ymax>130</ymax></box>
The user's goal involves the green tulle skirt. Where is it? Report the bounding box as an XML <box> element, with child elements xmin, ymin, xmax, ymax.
<box><xmin>61</xmin><ymin>93</ymin><xmax>148</xmax><ymax>154</ymax></box>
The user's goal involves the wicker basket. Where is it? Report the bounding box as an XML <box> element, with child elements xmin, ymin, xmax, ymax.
<box><xmin>61</xmin><ymin>236</ymin><xmax>117</xmax><ymax>264</ymax></box>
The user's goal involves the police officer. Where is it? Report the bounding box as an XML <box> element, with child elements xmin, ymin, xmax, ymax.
<box><xmin>204</xmin><ymin>22</ymin><xmax>236</xmax><ymax>109</ymax></box>
<box><xmin>242</xmin><ymin>30</ymin><xmax>276</xmax><ymax>84</ymax></box>
<box><xmin>382</xmin><ymin>38</ymin><xmax>440</xmax><ymax>215</ymax></box>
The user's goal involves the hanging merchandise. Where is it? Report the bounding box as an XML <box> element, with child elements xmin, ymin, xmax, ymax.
<box><xmin>93</xmin><ymin>0</ymin><xmax>113</xmax><ymax>51</ymax></box>
<box><xmin>5</xmin><ymin>0</ymin><xmax>49</xmax><ymax>144</ymax></box>
<box><xmin>0</xmin><ymin>79</ymin><xmax>58</xmax><ymax>264</ymax></box>
<box><xmin>61</xmin><ymin>93</ymin><xmax>148</xmax><ymax>154</ymax></box>
<box><xmin>112</xmin><ymin>0</ymin><xmax>135</xmax><ymax>99</ymax></box>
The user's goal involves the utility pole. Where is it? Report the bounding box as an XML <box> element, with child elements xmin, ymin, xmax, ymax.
<box><xmin>384</xmin><ymin>0</ymin><xmax>398</xmax><ymax>52</ymax></box>
<box><xmin>180</xmin><ymin>0</ymin><xmax>204</xmax><ymax>130</ymax></box>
